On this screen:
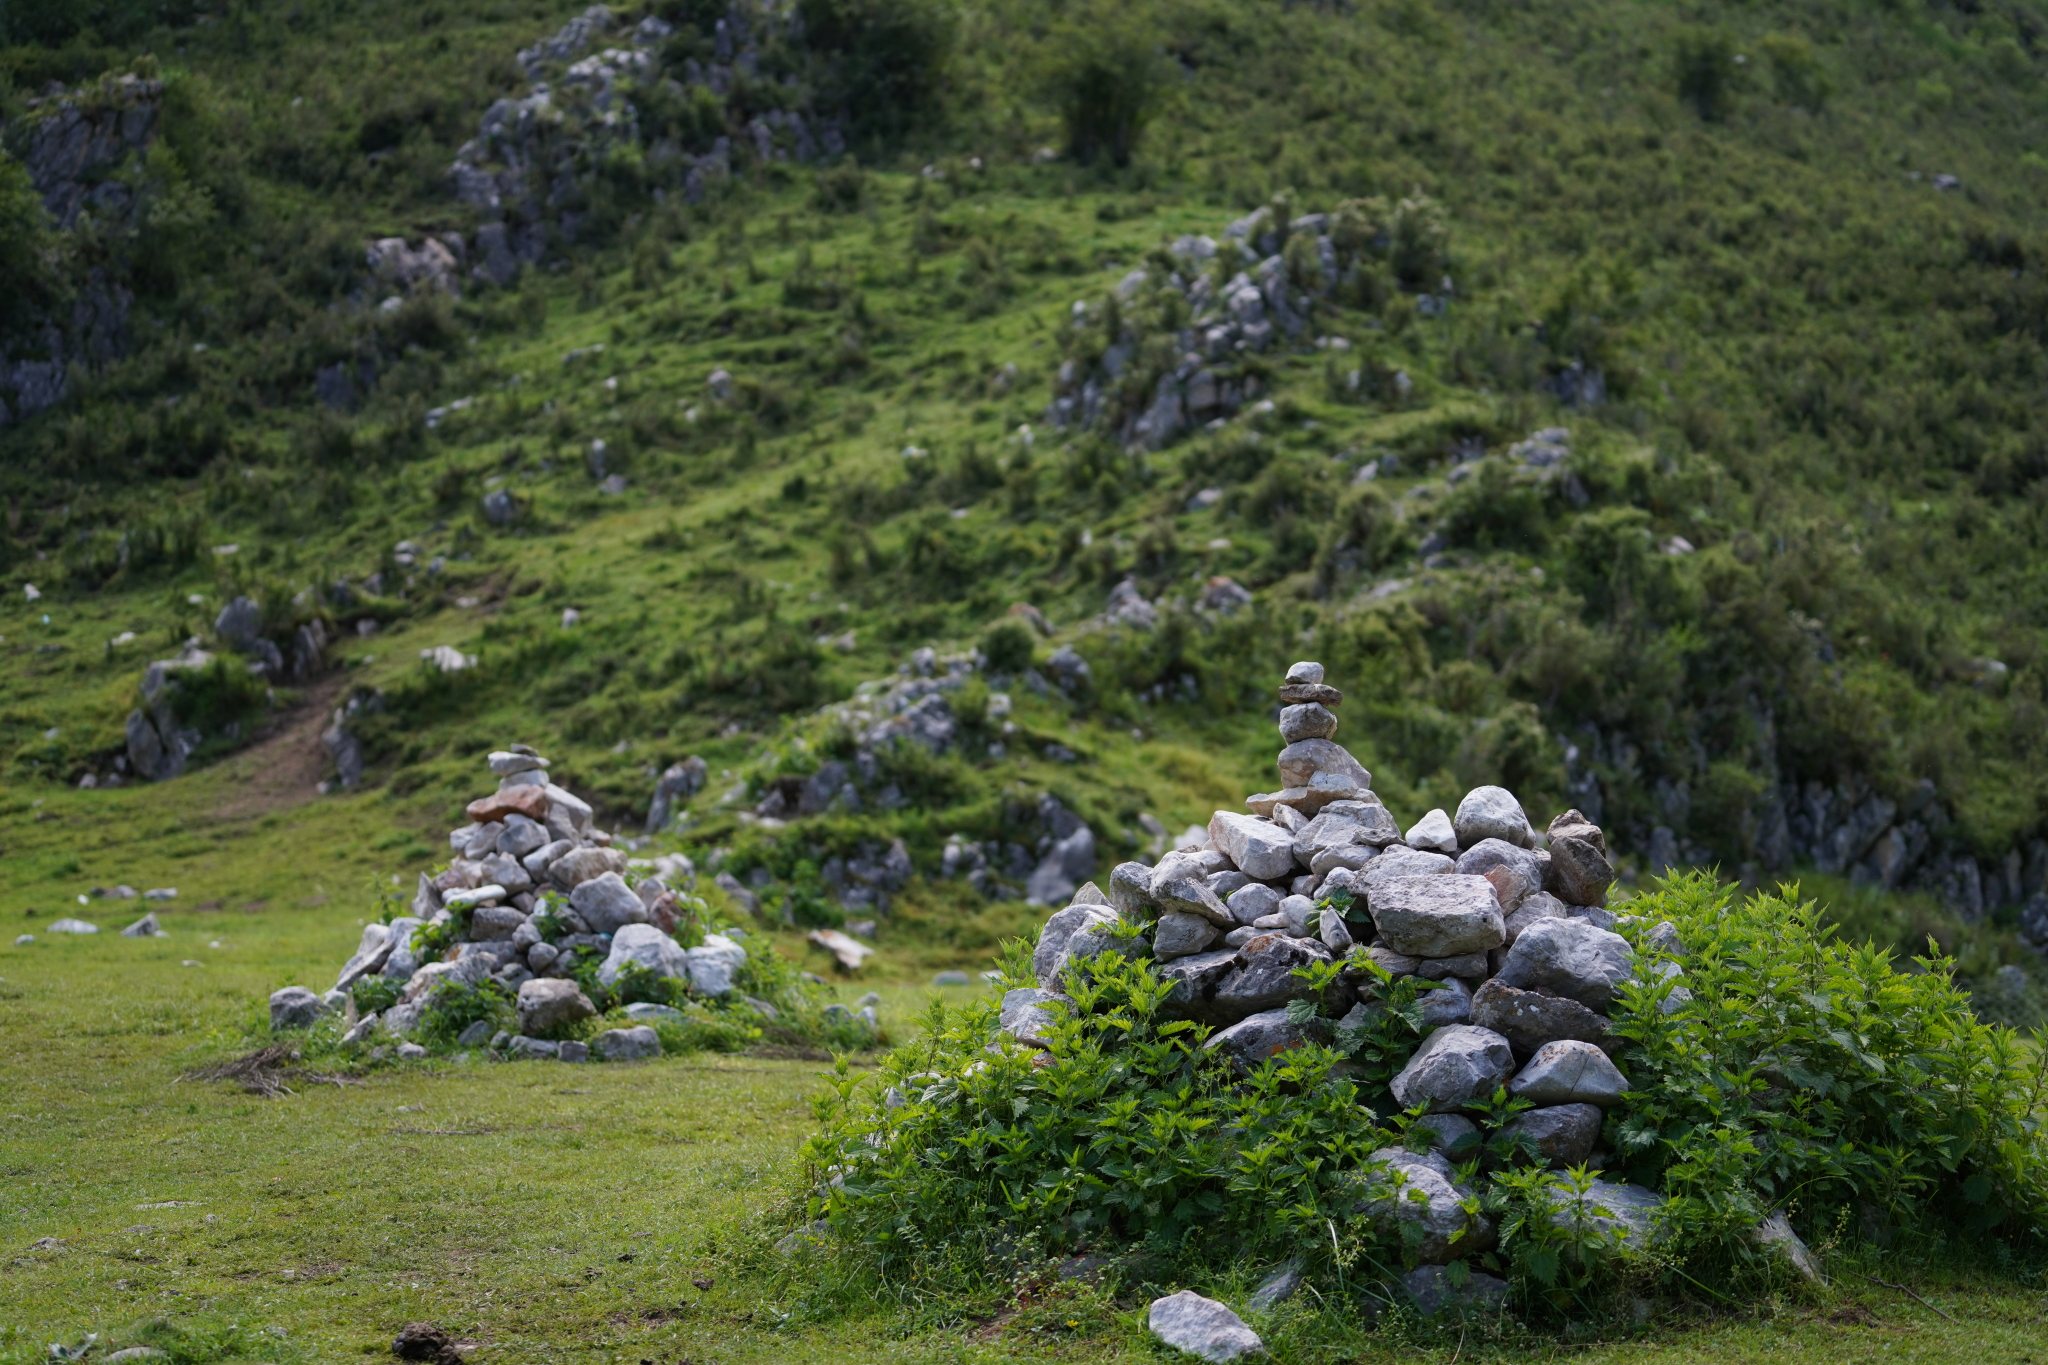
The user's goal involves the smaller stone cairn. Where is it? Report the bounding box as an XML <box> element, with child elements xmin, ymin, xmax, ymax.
<box><xmin>269</xmin><ymin>745</ymin><xmax>744</xmax><ymax>1060</ymax></box>
<box><xmin>1015</xmin><ymin>661</ymin><xmax>1750</xmax><ymax>1303</ymax></box>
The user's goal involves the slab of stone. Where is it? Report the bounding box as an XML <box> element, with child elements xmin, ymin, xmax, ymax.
<box><xmin>1107</xmin><ymin>861</ymin><xmax>1154</xmax><ymax>915</ymax></box>
<box><xmin>1278</xmin><ymin>702</ymin><xmax>1339</xmax><ymax>742</ymax></box>
<box><xmin>1225</xmin><ymin>882</ymin><xmax>1282</xmax><ymax>925</ymax></box>
<box><xmin>1502</xmin><ymin>1102</ymin><xmax>1603</xmax><ymax>1168</ymax></box>
<box><xmin>1155</xmin><ymin>910</ymin><xmax>1222</xmax><ymax>961</ymax></box>
<box><xmin>1368</xmin><ymin>875</ymin><xmax>1504</xmax><ymax>958</ymax></box>
<box><xmin>550</xmin><ymin>845</ymin><xmax>627</xmax><ymax>890</ymax></box>
<box><xmin>1203</xmin><ymin>1007</ymin><xmax>1308</xmax><ymax>1072</ymax></box>
<box><xmin>488</xmin><ymin>749</ymin><xmax>549</xmax><ymax>776</ymax></box>
<box><xmin>1752</xmin><ymin>1212</ymin><xmax>1824</xmax><ymax>1283</ymax></box>
<box><xmin>597</xmin><ymin>922</ymin><xmax>690</xmax><ymax>986</ymax></box>
<box><xmin>1360</xmin><ymin>1147</ymin><xmax>1497</xmax><ymax>1263</ymax></box>
<box><xmin>1208</xmin><ymin>811</ymin><xmax>1299</xmax><ymax>881</ymax></box>
<box><xmin>121</xmin><ymin>912</ymin><xmax>165</xmax><ymax>937</ymax></box>
<box><xmin>1278</xmin><ymin>681</ymin><xmax>1342</xmax><ymax>706</ymax></box>
<box><xmin>685</xmin><ymin>934</ymin><xmax>745</xmax><ymax>996</ymax></box>
<box><xmin>1150</xmin><ymin>862</ymin><xmax>1236</xmax><ymax>927</ymax></box>
<box><xmin>1417</xmin><ymin>975</ymin><xmax>1474</xmax><ymax>1028</ymax></box>
<box><xmin>1275</xmin><ymin>737</ymin><xmax>1371</xmax><ymax>790</ymax></box>
<box><xmin>1510</xmin><ymin>1040</ymin><xmax>1630</xmax><ymax>1107</ymax></box>
<box><xmin>594</xmin><ymin>1025</ymin><xmax>662</xmax><ymax>1061</ymax></box>
<box><xmin>1157</xmin><ymin>947</ymin><xmax>1239</xmax><ymax>1020</ymax></box>
<box><xmin>1502</xmin><ymin>891</ymin><xmax>1568</xmax><ymax>944</ymax></box>
<box><xmin>1493</xmin><ymin>917</ymin><xmax>1634</xmax><ymax>1010</ymax></box>
<box><xmin>1319</xmin><ymin>905</ymin><xmax>1355</xmax><ymax>954</ymax></box>
<box><xmin>1389</xmin><ymin>1024</ymin><xmax>1516</xmax><ymax>1113</ymax></box>
<box><xmin>1545</xmin><ymin>829</ymin><xmax>1615</xmax><ymax>907</ymax></box>
<box><xmin>1248</xmin><ymin>1259</ymin><xmax>1305</xmax><ymax>1309</ymax></box>
<box><xmin>467</xmin><ymin>784</ymin><xmax>548</xmax><ymax>824</ymax></box>
<box><xmin>570</xmin><ymin>871</ymin><xmax>650</xmax><ymax>934</ymax></box>
<box><xmin>1147</xmin><ymin>1291</ymin><xmax>1264</xmax><ymax>1363</ymax></box>
<box><xmin>1546</xmin><ymin>808</ymin><xmax>1608</xmax><ymax>854</ymax></box>
<box><xmin>1469</xmin><ymin>978</ymin><xmax>1612</xmax><ymax>1056</ymax></box>
<box><xmin>1543</xmin><ymin>1177</ymin><xmax>1667</xmax><ymax>1251</ymax></box>
<box><xmin>377</xmin><ymin>917</ymin><xmax>426</xmax><ymax>981</ymax></box>
<box><xmin>1402</xmin><ymin>1264</ymin><xmax>1510</xmax><ymax>1316</ymax></box>
<box><xmin>1359</xmin><ymin>846</ymin><xmax>1455</xmax><ymax>894</ymax></box>
<box><xmin>1211</xmin><ymin>933</ymin><xmax>1332</xmax><ymax>1024</ymax></box>
<box><xmin>517</xmin><ymin>977</ymin><xmax>596</xmax><ymax>1034</ymax></box>
<box><xmin>269</xmin><ymin>986</ymin><xmax>326</xmax><ymax>1030</ymax></box>
<box><xmin>1454</xmin><ymin>786</ymin><xmax>1534</xmax><ymax>848</ymax></box>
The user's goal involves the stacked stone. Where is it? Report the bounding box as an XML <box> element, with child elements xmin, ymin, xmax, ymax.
<box><xmin>268</xmin><ymin>746</ymin><xmax>745</xmax><ymax>1062</ymax></box>
<box><xmin>1008</xmin><ymin>661</ymin><xmax>1687</xmax><ymax>1283</ymax></box>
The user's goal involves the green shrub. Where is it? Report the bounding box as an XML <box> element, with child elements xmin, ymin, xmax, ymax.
<box><xmin>798</xmin><ymin>0</ymin><xmax>959</xmax><ymax>142</ymax></box>
<box><xmin>979</xmin><ymin>620</ymin><xmax>1035</xmax><ymax>675</ymax></box>
<box><xmin>797</xmin><ymin>874</ymin><xmax>2048</xmax><ymax>1315</ymax></box>
<box><xmin>1674</xmin><ymin>26</ymin><xmax>1739</xmax><ymax>121</ymax></box>
<box><xmin>1040</xmin><ymin>8</ymin><xmax>1171</xmax><ymax>167</ymax></box>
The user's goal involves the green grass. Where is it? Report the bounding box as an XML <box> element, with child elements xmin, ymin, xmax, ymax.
<box><xmin>4</xmin><ymin>927</ymin><xmax>2046</xmax><ymax>1364</ymax></box>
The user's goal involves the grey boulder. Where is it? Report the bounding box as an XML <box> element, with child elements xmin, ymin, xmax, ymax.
<box><xmin>1752</xmin><ymin>1212</ymin><xmax>1824</xmax><ymax>1283</ymax></box>
<box><xmin>1156</xmin><ymin>948</ymin><xmax>1239</xmax><ymax>1020</ymax></box>
<box><xmin>1154</xmin><ymin>910</ymin><xmax>1222</xmax><ymax>961</ymax></box>
<box><xmin>1469</xmin><ymin>978</ymin><xmax>1612</xmax><ymax>1056</ymax></box>
<box><xmin>1203</xmin><ymin>1008</ymin><xmax>1307</xmax><ymax>1072</ymax></box>
<box><xmin>269</xmin><ymin>986</ymin><xmax>327</xmax><ymax>1030</ymax></box>
<box><xmin>1453</xmin><ymin>785</ymin><xmax>1534</xmax><ymax>849</ymax></box>
<box><xmin>121</xmin><ymin>912</ymin><xmax>165</xmax><ymax>937</ymax></box>
<box><xmin>1275</xmin><ymin>737</ymin><xmax>1371</xmax><ymax>790</ymax></box>
<box><xmin>335</xmin><ymin>922</ymin><xmax>397</xmax><ymax>990</ymax></box>
<box><xmin>1000</xmin><ymin>987</ymin><xmax>1069</xmax><ymax>1047</ymax></box>
<box><xmin>549</xmin><ymin>845</ymin><xmax>626</xmax><ymax>890</ymax></box>
<box><xmin>685</xmin><ymin>934</ymin><xmax>746</xmax><ymax>997</ymax></box>
<box><xmin>1502</xmin><ymin>1102</ymin><xmax>1604</xmax><ymax>1168</ymax></box>
<box><xmin>597</xmin><ymin>922</ymin><xmax>690</xmax><ymax>986</ymax></box>
<box><xmin>469</xmin><ymin>904</ymin><xmax>527</xmax><ymax>941</ymax></box>
<box><xmin>594</xmin><ymin>1025</ymin><xmax>662</xmax><ymax>1061</ymax></box>
<box><xmin>517</xmin><ymin>977</ymin><xmax>596</xmax><ymax>1034</ymax></box>
<box><xmin>1367</xmin><ymin>875</ymin><xmax>1504</xmax><ymax>958</ymax></box>
<box><xmin>1389</xmin><ymin>1024</ymin><xmax>1515</xmax><ymax>1113</ymax></box>
<box><xmin>1225</xmin><ymin>882</ymin><xmax>1282</xmax><ymax>925</ymax></box>
<box><xmin>1509</xmin><ymin>1040</ymin><xmax>1631</xmax><ymax>1107</ymax></box>
<box><xmin>1107</xmin><ymin>860</ymin><xmax>1155</xmax><ymax>915</ymax></box>
<box><xmin>1360</xmin><ymin>1146</ymin><xmax>1496</xmax><ymax>1263</ymax></box>
<box><xmin>1402</xmin><ymin>1264</ymin><xmax>1510</xmax><ymax>1316</ymax></box>
<box><xmin>1211</xmin><ymin>933</ymin><xmax>1332</xmax><ymax>1023</ymax></box>
<box><xmin>1543</xmin><ymin>1177</ymin><xmax>1667</xmax><ymax>1251</ymax></box>
<box><xmin>1493</xmin><ymin>917</ymin><xmax>1634</xmax><ymax>1011</ymax></box>
<box><xmin>1501</xmin><ymin>890</ymin><xmax>1568</xmax><ymax>944</ymax></box>
<box><xmin>1358</xmin><ymin>845</ymin><xmax>1455</xmax><ymax>892</ymax></box>
<box><xmin>1404</xmin><ymin>807</ymin><xmax>1458</xmax><ymax>853</ymax></box>
<box><xmin>1417</xmin><ymin>976</ymin><xmax>1474</xmax><ymax>1028</ymax></box>
<box><xmin>570</xmin><ymin>871</ymin><xmax>649</xmax><ymax>935</ymax></box>
<box><xmin>1208</xmin><ymin>811</ymin><xmax>1299</xmax><ymax>882</ymax></box>
<box><xmin>1151</xmin><ymin>855</ymin><xmax>1236</xmax><ymax>926</ymax></box>
<box><xmin>1410</xmin><ymin>1112</ymin><xmax>1480</xmax><ymax>1156</ymax></box>
<box><xmin>378</xmin><ymin>917</ymin><xmax>427</xmax><ymax>981</ymax></box>
<box><xmin>1034</xmin><ymin>903</ymin><xmax>1118</xmax><ymax>986</ymax></box>
<box><xmin>1277</xmin><ymin>702</ymin><xmax>1339</xmax><ymax>742</ymax></box>
<box><xmin>1147</xmin><ymin>1291</ymin><xmax>1264</xmax><ymax>1363</ymax></box>
<box><xmin>1545</xmin><ymin>827</ymin><xmax>1615</xmax><ymax>907</ymax></box>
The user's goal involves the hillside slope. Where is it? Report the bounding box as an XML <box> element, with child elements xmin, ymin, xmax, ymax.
<box><xmin>4</xmin><ymin>0</ymin><xmax>2048</xmax><ymax>1001</ymax></box>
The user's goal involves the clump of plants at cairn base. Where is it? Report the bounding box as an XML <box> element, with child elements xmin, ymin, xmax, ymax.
<box><xmin>261</xmin><ymin>745</ymin><xmax>882</xmax><ymax>1067</ymax></box>
<box><xmin>797</xmin><ymin>664</ymin><xmax>2048</xmax><ymax>1329</ymax></box>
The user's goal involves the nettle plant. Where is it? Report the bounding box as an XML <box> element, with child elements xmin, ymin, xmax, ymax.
<box><xmin>798</xmin><ymin>872</ymin><xmax>2048</xmax><ymax>1317</ymax></box>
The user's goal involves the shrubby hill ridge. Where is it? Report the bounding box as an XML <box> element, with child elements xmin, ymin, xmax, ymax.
<box><xmin>5</xmin><ymin>0</ymin><xmax>2048</xmax><ymax>1014</ymax></box>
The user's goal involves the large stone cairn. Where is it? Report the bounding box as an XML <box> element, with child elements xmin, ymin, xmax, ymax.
<box><xmin>1009</xmin><ymin>661</ymin><xmax>1699</xmax><ymax>1290</ymax></box>
<box><xmin>269</xmin><ymin>746</ymin><xmax>744</xmax><ymax>1061</ymax></box>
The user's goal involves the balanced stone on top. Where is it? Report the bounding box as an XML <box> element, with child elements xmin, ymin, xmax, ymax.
<box><xmin>489</xmin><ymin>749</ymin><xmax>549</xmax><ymax>775</ymax></box>
<box><xmin>1285</xmin><ymin>660</ymin><xmax>1325</xmax><ymax>684</ymax></box>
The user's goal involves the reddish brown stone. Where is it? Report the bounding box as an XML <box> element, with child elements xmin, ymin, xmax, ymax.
<box><xmin>466</xmin><ymin>784</ymin><xmax>548</xmax><ymax>823</ymax></box>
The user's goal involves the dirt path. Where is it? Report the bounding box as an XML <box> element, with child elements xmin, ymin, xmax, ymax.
<box><xmin>206</xmin><ymin>675</ymin><xmax>348</xmax><ymax>821</ymax></box>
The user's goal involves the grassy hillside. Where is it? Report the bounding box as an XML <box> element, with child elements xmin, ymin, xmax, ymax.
<box><xmin>6</xmin><ymin>0</ymin><xmax>2048</xmax><ymax>974</ymax></box>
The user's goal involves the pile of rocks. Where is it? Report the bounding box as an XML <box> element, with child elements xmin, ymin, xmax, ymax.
<box><xmin>1004</xmin><ymin>660</ymin><xmax>1789</xmax><ymax>1308</ymax></box>
<box><xmin>268</xmin><ymin>747</ymin><xmax>745</xmax><ymax>1062</ymax></box>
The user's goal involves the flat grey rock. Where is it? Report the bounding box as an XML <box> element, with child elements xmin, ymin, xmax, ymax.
<box><xmin>1248</xmin><ymin>1259</ymin><xmax>1304</xmax><ymax>1309</ymax></box>
<box><xmin>1389</xmin><ymin>1024</ymin><xmax>1515</xmax><ymax>1113</ymax></box>
<box><xmin>594</xmin><ymin>1025</ymin><xmax>662</xmax><ymax>1061</ymax></box>
<box><xmin>1752</xmin><ymin>1212</ymin><xmax>1824</xmax><ymax>1283</ymax></box>
<box><xmin>569</xmin><ymin>871</ymin><xmax>648</xmax><ymax>935</ymax></box>
<box><xmin>1509</xmin><ymin>1039</ymin><xmax>1630</xmax><ymax>1107</ymax></box>
<box><xmin>1360</xmin><ymin>1147</ymin><xmax>1496</xmax><ymax>1263</ymax></box>
<box><xmin>1033</xmin><ymin>903</ymin><xmax>1115</xmax><ymax>986</ymax></box>
<box><xmin>377</xmin><ymin>917</ymin><xmax>426</xmax><ymax>982</ymax></box>
<box><xmin>1543</xmin><ymin>1177</ymin><xmax>1667</xmax><ymax>1251</ymax></box>
<box><xmin>1147</xmin><ymin>1290</ymin><xmax>1264</xmax><ymax>1363</ymax></box>
<box><xmin>1493</xmin><ymin>917</ymin><xmax>1634</xmax><ymax>1010</ymax></box>
<box><xmin>598</xmin><ymin>922</ymin><xmax>689</xmax><ymax>986</ymax></box>
<box><xmin>999</xmin><ymin>987</ymin><xmax>1069</xmax><ymax>1046</ymax></box>
<box><xmin>1203</xmin><ymin>1007</ymin><xmax>1307</xmax><ymax>1072</ymax></box>
<box><xmin>268</xmin><ymin>986</ymin><xmax>326</xmax><ymax>1030</ymax></box>
<box><xmin>1402</xmin><ymin>1264</ymin><xmax>1510</xmax><ymax>1316</ymax></box>
<box><xmin>1208</xmin><ymin>811</ymin><xmax>1298</xmax><ymax>881</ymax></box>
<box><xmin>1275</xmin><ymin>737</ymin><xmax>1371</xmax><ymax>790</ymax></box>
<box><xmin>120</xmin><ymin>912</ymin><xmax>164</xmax><ymax>937</ymax></box>
<box><xmin>1367</xmin><ymin>874</ymin><xmax>1503</xmax><ymax>958</ymax></box>
<box><xmin>1157</xmin><ymin>948</ymin><xmax>1239</xmax><ymax>1019</ymax></box>
<box><xmin>506</xmin><ymin>1035</ymin><xmax>560</xmax><ymax>1059</ymax></box>
<box><xmin>1107</xmin><ymin>860</ymin><xmax>1154</xmax><ymax>915</ymax></box>
<box><xmin>1226</xmin><ymin>882</ymin><xmax>1282</xmax><ymax>925</ymax></box>
<box><xmin>1502</xmin><ymin>1102</ymin><xmax>1603</xmax><ymax>1168</ymax></box>
<box><xmin>1417</xmin><ymin>975</ymin><xmax>1474</xmax><ymax>1028</ymax></box>
<box><xmin>1454</xmin><ymin>785</ymin><xmax>1533</xmax><ymax>848</ymax></box>
<box><xmin>488</xmin><ymin>749</ymin><xmax>548</xmax><ymax>776</ymax></box>
<box><xmin>1277</xmin><ymin>702</ymin><xmax>1339</xmax><ymax>742</ymax></box>
<box><xmin>1211</xmin><ymin>933</ymin><xmax>1331</xmax><ymax>1023</ymax></box>
<box><xmin>1358</xmin><ymin>845</ymin><xmax>1455</xmax><ymax>893</ymax></box>
<box><xmin>549</xmin><ymin>844</ymin><xmax>625</xmax><ymax>890</ymax></box>
<box><xmin>517</xmin><ymin>977</ymin><xmax>595</xmax><ymax>1034</ymax></box>
<box><xmin>1502</xmin><ymin>891</ymin><xmax>1568</xmax><ymax>944</ymax></box>
<box><xmin>1154</xmin><ymin>910</ymin><xmax>1221</xmax><ymax>961</ymax></box>
<box><xmin>1469</xmin><ymin>978</ymin><xmax>1612</xmax><ymax>1056</ymax></box>
<box><xmin>686</xmin><ymin>934</ymin><xmax>746</xmax><ymax>996</ymax></box>
<box><xmin>624</xmin><ymin>1001</ymin><xmax>686</xmax><ymax>1023</ymax></box>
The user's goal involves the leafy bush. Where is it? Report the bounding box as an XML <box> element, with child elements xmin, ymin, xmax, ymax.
<box><xmin>1040</xmin><ymin>7</ymin><xmax>1171</xmax><ymax>167</ymax></box>
<box><xmin>798</xmin><ymin>0</ymin><xmax>959</xmax><ymax>141</ymax></box>
<box><xmin>979</xmin><ymin>620</ymin><xmax>1035</xmax><ymax>675</ymax></box>
<box><xmin>797</xmin><ymin>874</ymin><xmax>2048</xmax><ymax>1316</ymax></box>
<box><xmin>1674</xmin><ymin>26</ymin><xmax>1739</xmax><ymax>121</ymax></box>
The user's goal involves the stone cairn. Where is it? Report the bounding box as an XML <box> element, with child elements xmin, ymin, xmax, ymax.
<box><xmin>267</xmin><ymin>746</ymin><xmax>745</xmax><ymax>1063</ymax></box>
<box><xmin>1008</xmin><ymin>662</ymin><xmax>1788</xmax><ymax>1316</ymax></box>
